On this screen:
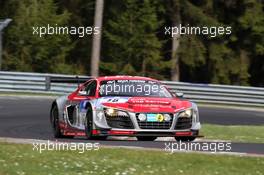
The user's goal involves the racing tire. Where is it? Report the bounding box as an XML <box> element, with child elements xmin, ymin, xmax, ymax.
<box><xmin>85</xmin><ymin>106</ymin><xmax>94</xmax><ymax>139</ymax></box>
<box><xmin>50</xmin><ymin>104</ymin><xmax>73</xmax><ymax>138</ymax></box>
<box><xmin>85</xmin><ymin>107</ymin><xmax>108</xmax><ymax>140</ymax></box>
<box><xmin>93</xmin><ymin>136</ymin><xmax>108</xmax><ymax>140</ymax></box>
<box><xmin>137</xmin><ymin>136</ymin><xmax>157</xmax><ymax>141</ymax></box>
<box><xmin>175</xmin><ymin>136</ymin><xmax>196</xmax><ymax>142</ymax></box>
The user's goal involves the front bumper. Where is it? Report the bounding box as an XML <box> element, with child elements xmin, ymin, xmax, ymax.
<box><xmin>92</xmin><ymin>129</ymin><xmax>201</xmax><ymax>137</ymax></box>
<box><xmin>93</xmin><ymin>108</ymin><xmax>201</xmax><ymax>137</ymax></box>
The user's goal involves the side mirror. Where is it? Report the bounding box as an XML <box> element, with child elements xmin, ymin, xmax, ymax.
<box><xmin>175</xmin><ymin>92</ymin><xmax>184</xmax><ymax>98</ymax></box>
<box><xmin>78</xmin><ymin>90</ymin><xmax>88</xmax><ymax>96</ymax></box>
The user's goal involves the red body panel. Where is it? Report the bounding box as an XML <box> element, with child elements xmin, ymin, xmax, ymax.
<box><xmin>62</xmin><ymin>76</ymin><xmax>195</xmax><ymax>137</ymax></box>
<box><xmin>102</xmin><ymin>97</ymin><xmax>191</xmax><ymax>113</ymax></box>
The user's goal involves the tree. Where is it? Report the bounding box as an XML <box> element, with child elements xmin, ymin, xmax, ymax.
<box><xmin>91</xmin><ymin>0</ymin><xmax>104</xmax><ymax>77</ymax></box>
<box><xmin>3</xmin><ymin>0</ymin><xmax>75</xmax><ymax>74</ymax></box>
<box><xmin>169</xmin><ymin>0</ymin><xmax>181</xmax><ymax>81</ymax></box>
<box><xmin>56</xmin><ymin>0</ymin><xmax>95</xmax><ymax>75</ymax></box>
<box><xmin>101</xmin><ymin>0</ymin><xmax>167</xmax><ymax>79</ymax></box>
<box><xmin>166</xmin><ymin>0</ymin><xmax>215</xmax><ymax>82</ymax></box>
<box><xmin>0</xmin><ymin>0</ymin><xmax>263</xmax><ymax>86</ymax></box>
<box><xmin>236</xmin><ymin>0</ymin><xmax>264</xmax><ymax>86</ymax></box>
<box><xmin>166</xmin><ymin>0</ymin><xmax>262</xmax><ymax>85</ymax></box>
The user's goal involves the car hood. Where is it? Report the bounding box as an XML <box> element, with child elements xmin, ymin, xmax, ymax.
<box><xmin>99</xmin><ymin>96</ymin><xmax>192</xmax><ymax>113</ymax></box>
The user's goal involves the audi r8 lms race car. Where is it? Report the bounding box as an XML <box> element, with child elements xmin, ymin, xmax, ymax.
<box><xmin>50</xmin><ymin>76</ymin><xmax>201</xmax><ymax>141</ymax></box>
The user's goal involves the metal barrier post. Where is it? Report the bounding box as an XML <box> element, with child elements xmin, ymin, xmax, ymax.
<box><xmin>45</xmin><ymin>76</ymin><xmax>51</xmax><ymax>91</ymax></box>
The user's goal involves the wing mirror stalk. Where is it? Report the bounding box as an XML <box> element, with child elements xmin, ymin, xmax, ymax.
<box><xmin>174</xmin><ymin>92</ymin><xmax>184</xmax><ymax>98</ymax></box>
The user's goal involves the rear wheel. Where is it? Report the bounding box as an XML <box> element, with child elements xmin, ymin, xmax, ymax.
<box><xmin>175</xmin><ymin>136</ymin><xmax>196</xmax><ymax>142</ymax></box>
<box><xmin>137</xmin><ymin>136</ymin><xmax>157</xmax><ymax>141</ymax></box>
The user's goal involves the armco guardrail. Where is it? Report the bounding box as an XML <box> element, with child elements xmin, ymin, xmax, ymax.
<box><xmin>164</xmin><ymin>81</ymin><xmax>264</xmax><ymax>107</ymax></box>
<box><xmin>0</xmin><ymin>71</ymin><xmax>263</xmax><ymax>107</ymax></box>
<box><xmin>0</xmin><ymin>71</ymin><xmax>90</xmax><ymax>94</ymax></box>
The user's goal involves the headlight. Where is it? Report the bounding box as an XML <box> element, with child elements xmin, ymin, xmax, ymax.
<box><xmin>164</xmin><ymin>114</ymin><xmax>171</xmax><ymax>121</ymax></box>
<box><xmin>178</xmin><ymin>109</ymin><xmax>192</xmax><ymax>118</ymax></box>
<box><xmin>105</xmin><ymin>108</ymin><xmax>116</xmax><ymax>116</ymax></box>
<box><xmin>104</xmin><ymin>108</ymin><xmax>128</xmax><ymax>117</ymax></box>
<box><xmin>138</xmin><ymin>113</ymin><xmax>147</xmax><ymax>121</ymax></box>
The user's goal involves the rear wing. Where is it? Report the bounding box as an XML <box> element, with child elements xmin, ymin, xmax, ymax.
<box><xmin>50</xmin><ymin>76</ymin><xmax>93</xmax><ymax>84</ymax></box>
<box><xmin>45</xmin><ymin>75</ymin><xmax>93</xmax><ymax>91</ymax></box>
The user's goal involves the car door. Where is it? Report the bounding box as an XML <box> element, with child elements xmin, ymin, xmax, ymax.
<box><xmin>67</xmin><ymin>80</ymin><xmax>97</xmax><ymax>128</ymax></box>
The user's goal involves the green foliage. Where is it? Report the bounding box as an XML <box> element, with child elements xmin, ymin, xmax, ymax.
<box><xmin>101</xmin><ymin>0</ymin><xmax>167</xmax><ymax>79</ymax></box>
<box><xmin>236</xmin><ymin>0</ymin><xmax>264</xmax><ymax>86</ymax></box>
<box><xmin>179</xmin><ymin>35</ymin><xmax>206</xmax><ymax>67</ymax></box>
<box><xmin>0</xmin><ymin>0</ymin><xmax>263</xmax><ymax>86</ymax></box>
<box><xmin>169</xmin><ymin>0</ymin><xmax>263</xmax><ymax>85</ymax></box>
<box><xmin>55</xmin><ymin>0</ymin><xmax>95</xmax><ymax>75</ymax></box>
<box><xmin>3</xmin><ymin>0</ymin><xmax>77</xmax><ymax>74</ymax></box>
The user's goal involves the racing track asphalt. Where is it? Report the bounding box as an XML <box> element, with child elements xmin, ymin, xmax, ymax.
<box><xmin>0</xmin><ymin>95</ymin><xmax>263</xmax><ymax>155</ymax></box>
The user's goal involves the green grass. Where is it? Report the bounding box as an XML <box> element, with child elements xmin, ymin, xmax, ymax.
<box><xmin>197</xmin><ymin>103</ymin><xmax>264</xmax><ymax>111</ymax></box>
<box><xmin>202</xmin><ymin>124</ymin><xmax>264</xmax><ymax>143</ymax></box>
<box><xmin>0</xmin><ymin>143</ymin><xmax>263</xmax><ymax>175</ymax></box>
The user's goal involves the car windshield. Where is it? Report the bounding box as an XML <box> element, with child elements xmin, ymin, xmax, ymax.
<box><xmin>99</xmin><ymin>79</ymin><xmax>172</xmax><ymax>98</ymax></box>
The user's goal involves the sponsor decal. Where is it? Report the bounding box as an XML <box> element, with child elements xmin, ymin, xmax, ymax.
<box><xmin>99</xmin><ymin>97</ymin><xmax>129</xmax><ymax>103</ymax></box>
<box><xmin>146</xmin><ymin>114</ymin><xmax>164</xmax><ymax>122</ymax></box>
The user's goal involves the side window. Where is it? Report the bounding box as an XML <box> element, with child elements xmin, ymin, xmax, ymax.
<box><xmin>79</xmin><ymin>80</ymin><xmax>97</xmax><ymax>96</ymax></box>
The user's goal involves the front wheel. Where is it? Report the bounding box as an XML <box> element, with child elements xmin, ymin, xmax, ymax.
<box><xmin>50</xmin><ymin>104</ymin><xmax>71</xmax><ymax>138</ymax></box>
<box><xmin>85</xmin><ymin>106</ymin><xmax>94</xmax><ymax>139</ymax></box>
<box><xmin>85</xmin><ymin>107</ymin><xmax>107</xmax><ymax>140</ymax></box>
<box><xmin>175</xmin><ymin>136</ymin><xmax>196</xmax><ymax>142</ymax></box>
<box><xmin>137</xmin><ymin>136</ymin><xmax>157</xmax><ymax>141</ymax></box>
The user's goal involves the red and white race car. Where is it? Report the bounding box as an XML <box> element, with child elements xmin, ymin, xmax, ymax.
<box><xmin>50</xmin><ymin>76</ymin><xmax>201</xmax><ymax>141</ymax></box>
